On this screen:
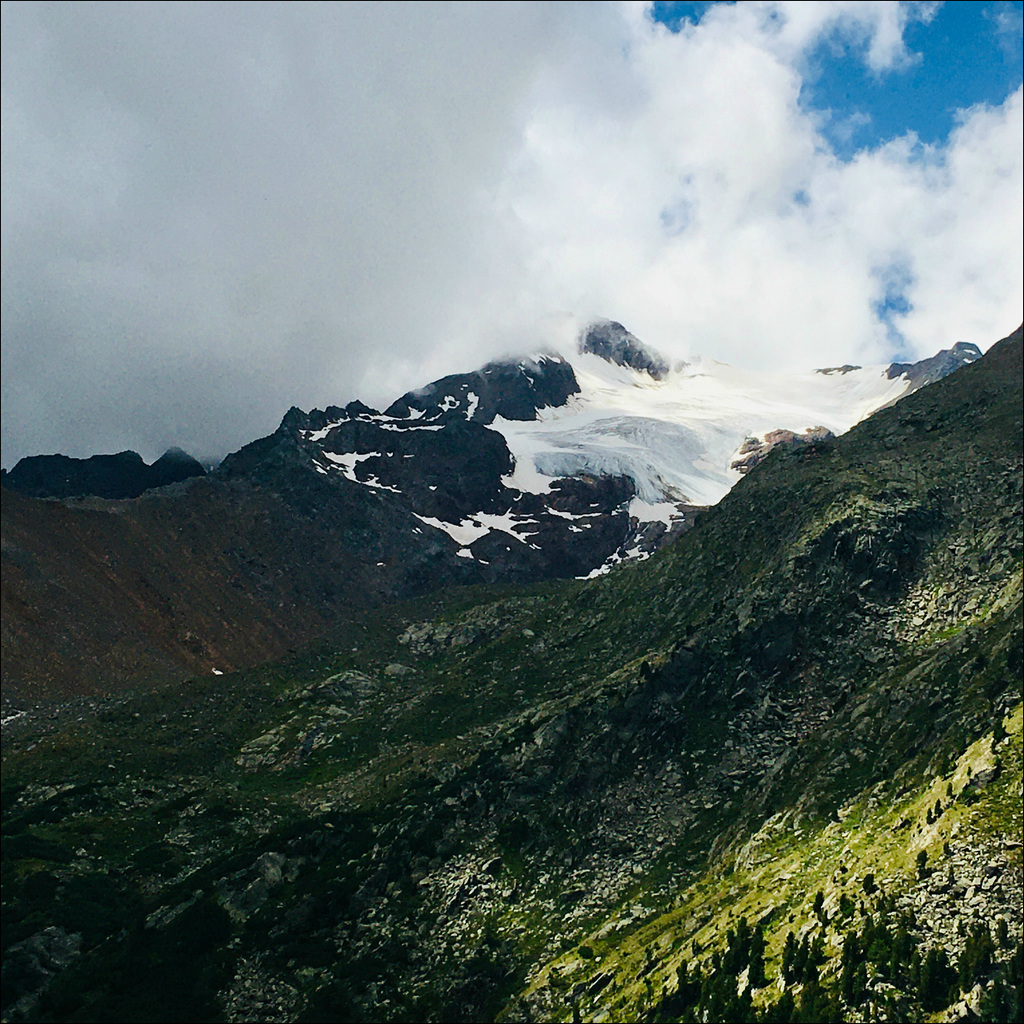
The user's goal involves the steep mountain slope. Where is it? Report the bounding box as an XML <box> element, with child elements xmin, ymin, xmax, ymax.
<box><xmin>5</xmin><ymin>329</ymin><xmax>977</xmax><ymax>701</ymax></box>
<box><xmin>0</xmin><ymin>463</ymin><xmax>489</xmax><ymax>702</ymax></box>
<box><xmin>279</xmin><ymin>325</ymin><xmax>979</xmax><ymax>567</ymax></box>
<box><xmin>2</xmin><ymin>327</ymin><xmax>1019</xmax><ymax>1023</ymax></box>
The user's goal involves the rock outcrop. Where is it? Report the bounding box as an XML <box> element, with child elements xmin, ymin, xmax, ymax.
<box><xmin>1</xmin><ymin>447</ymin><xmax>206</xmax><ymax>499</ymax></box>
<box><xmin>578</xmin><ymin>319</ymin><xmax>672</xmax><ymax>378</ymax></box>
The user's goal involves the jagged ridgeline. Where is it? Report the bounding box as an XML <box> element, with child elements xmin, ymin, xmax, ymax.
<box><xmin>0</xmin><ymin>330</ymin><xmax>980</xmax><ymax>700</ymax></box>
<box><xmin>1</xmin><ymin>327</ymin><xmax>1021</xmax><ymax>1023</ymax></box>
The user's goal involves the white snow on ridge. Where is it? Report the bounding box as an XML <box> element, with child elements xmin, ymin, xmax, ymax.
<box><xmin>378</xmin><ymin>422</ymin><xmax>445</xmax><ymax>432</ymax></box>
<box><xmin>306</xmin><ymin>421</ymin><xmax>345</xmax><ymax>443</ymax></box>
<box><xmin>414</xmin><ymin>515</ymin><xmax>491</xmax><ymax>546</ymax></box>
<box><xmin>491</xmin><ymin>354</ymin><xmax>909</xmax><ymax>508</ymax></box>
<box><xmin>628</xmin><ymin>498</ymin><xmax>682</xmax><ymax>525</ymax></box>
<box><xmin>474</xmin><ymin>511</ymin><xmax>539</xmax><ymax>543</ymax></box>
<box><xmin>322</xmin><ymin>451</ymin><xmax>381</xmax><ymax>479</ymax></box>
<box><xmin>362</xmin><ymin>476</ymin><xmax>402</xmax><ymax>493</ymax></box>
<box><xmin>547</xmin><ymin>507</ymin><xmax>603</xmax><ymax>521</ymax></box>
<box><xmin>413</xmin><ymin>510</ymin><xmax>542</xmax><ymax>549</ymax></box>
<box><xmin>321</xmin><ymin>451</ymin><xmax>403</xmax><ymax>493</ymax></box>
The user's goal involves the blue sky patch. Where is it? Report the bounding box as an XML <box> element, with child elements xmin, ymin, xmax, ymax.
<box><xmin>650</xmin><ymin>1</ymin><xmax>731</xmax><ymax>31</ymax></box>
<box><xmin>650</xmin><ymin>2</ymin><xmax>1024</xmax><ymax>157</ymax></box>
<box><xmin>872</xmin><ymin>259</ymin><xmax>917</xmax><ymax>356</ymax></box>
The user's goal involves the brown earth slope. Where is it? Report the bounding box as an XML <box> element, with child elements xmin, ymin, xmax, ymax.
<box><xmin>1</xmin><ymin>472</ymin><xmax>463</xmax><ymax>703</ymax></box>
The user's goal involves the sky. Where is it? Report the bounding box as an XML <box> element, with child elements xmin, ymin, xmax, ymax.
<box><xmin>2</xmin><ymin>1</ymin><xmax>1021</xmax><ymax>468</ymax></box>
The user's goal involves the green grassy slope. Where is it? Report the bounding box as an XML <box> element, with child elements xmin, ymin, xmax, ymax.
<box><xmin>1</xmin><ymin>328</ymin><xmax>1021</xmax><ymax>1023</ymax></box>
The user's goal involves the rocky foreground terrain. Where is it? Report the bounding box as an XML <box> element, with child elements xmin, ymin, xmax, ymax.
<box><xmin>1</xmin><ymin>327</ymin><xmax>1021</xmax><ymax>1023</ymax></box>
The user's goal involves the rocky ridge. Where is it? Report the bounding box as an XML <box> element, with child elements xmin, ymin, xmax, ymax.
<box><xmin>1</xmin><ymin>447</ymin><xmax>206</xmax><ymax>500</ymax></box>
<box><xmin>578</xmin><ymin>320</ymin><xmax>673</xmax><ymax>379</ymax></box>
<box><xmin>384</xmin><ymin>354</ymin><xmax>580</xmax><ymax>424</ymax></box>
<box><xmin>887</xmin><ymin>342</ymin><xmax>983</xmax><ymax>391</ymax></box>
<box><xmin>1</xmin><ymin>323</ymin><xmax>988</xmax><ymax>701</ymax></box>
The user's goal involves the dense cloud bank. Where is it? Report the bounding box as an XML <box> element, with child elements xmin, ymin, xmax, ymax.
<box><xmin>2</xmin><ymin>1</ymin><xmax>1021</xmax><ymax>466</ymax></box>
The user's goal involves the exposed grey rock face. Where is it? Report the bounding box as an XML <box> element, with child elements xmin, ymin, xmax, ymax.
<box><xmin>887</xmin><ymin>342</ymin><xmax>982</xmax><ymax>390</ymax></box>
<box><xmin>816</xmin><ymin>364</ymin><xmax>862</xmax><ymax>375</ymax></box>
<box><xmin>731</xmin><ymin>426</ymin><xmax>834</xmax><ymax>474</ymax></box>
<box><xmin>578</xmin><ymin>320</ymin><xmax>671</xmax><ymax>379</ymax></box>
<box><xmin>0</xmin><ymin>926</ymin><xmax>82</xmax><ymax>1020</ymax></box>
<box><xmin>385</xmin><ymin>355</ymin><xmax>580</xmax><ymax>424</ymax></box>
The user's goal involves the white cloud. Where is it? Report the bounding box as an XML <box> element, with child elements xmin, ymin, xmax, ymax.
<box><xmin>1</xmin><ymin>1</ymin><xmax>1020</xmax><ymax>466</ymax></box>
<box><xmin>493</xmin><ymin>4</ymin><xmax>1021</xmax><ymax>372</ymax></box>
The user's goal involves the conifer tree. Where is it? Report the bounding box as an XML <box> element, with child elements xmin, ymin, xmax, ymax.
<box><xmin>748</xmin><ymin>925</ymin><xmax>767</xmax><ymax>989</ymax></box>
<box><xmin>782</xmin><ymin>931</ymin><xmax>798</xmax><ymax>986</ymax></box>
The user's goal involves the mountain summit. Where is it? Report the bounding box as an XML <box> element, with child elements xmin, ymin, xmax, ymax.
<box><xmin>578</xmin><ymin>319</ymin><xmax>672</xmax><ymax>378</ymax></box>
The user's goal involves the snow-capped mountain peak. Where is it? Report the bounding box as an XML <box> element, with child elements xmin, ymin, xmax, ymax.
<box><xmin>578</xmin><ymin>319</ymin><xmax>673</xmax><ymax>379</ymax></box>
<box><xmin>252</xmin><ymin>320</ymin><xmax>980</xmax><ymax>582</ymax></box>
<box><xmin>493</xmin><ymin>332</ymin><xmax>912</xmax><ymax>508</ymax></box>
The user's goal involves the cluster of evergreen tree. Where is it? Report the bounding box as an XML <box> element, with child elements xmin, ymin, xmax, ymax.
<box><xmin>650</xmin><ymin>918</ymin><xmax>839</xmax><ymax>1024</ymax></box>
<box><xmin>857</xmin><ymin>907</ymin><xmax>917</xmax><ymax>983</ymax></box>
<box><xmin>646</xmin><ymin>897</ymin><xmax>1020</xmax><ymax>1024</ymax></box>
<box><xmin>978</xmin><ymin>939</ymin><xmax>1023</xmax><ymax>1024</ymax></box>
<box><xmin>781</xmin><ymin>930</ymin><xmax>826</xmax><ymax>986</ymax></box>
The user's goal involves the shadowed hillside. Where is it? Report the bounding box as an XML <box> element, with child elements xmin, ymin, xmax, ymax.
<box><xmin>1</xmin><ymin>327</ymin><xmax>1020</xmax><ymax>1023</ymax></box>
